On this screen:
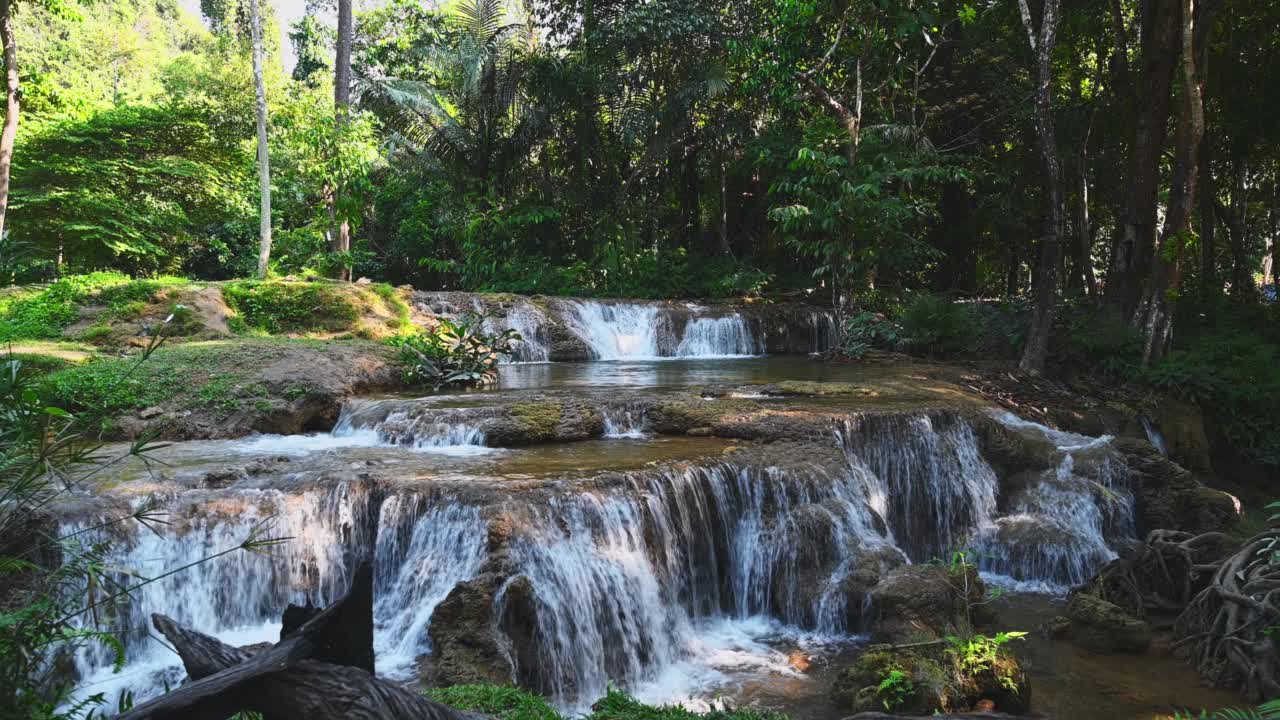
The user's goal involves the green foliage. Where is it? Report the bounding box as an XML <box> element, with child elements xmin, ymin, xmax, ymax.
<box><xmin>388</xmin><ymin>315</ymin><xmax>520</xmax><ymax>390</ymax></box>
<box><xmin>425</xmin><ymin>685</ymin><xmax>560</xmax><ymax>720</ymax></box>
<box><xmin>896</xmin><ymin>294</ymin><xmax>978</xmax><ymax>357</ymax></box>
<box><xmin>1172</xmin><ymin>699</ymin><xmax>1280</xmax><ymax>720</ymax></box>
<box><xmin>428</xmin><ymin>685</ymin><xmax>785</xmax><ymax>720</ymax></box>
<box><xmin>944</xmin><ymin>631</ymin><xmax>1028</xmax><ymax>691</ymax></box>
<box><xmin>875</xmin><ymin>668</ymin><xmax>914</xmax><ymax>711</ymax></box>
<box><xmin>222</xmin><ymin>281</ymin><xmax>359</xmax><ymax>334</ymax></box>
<box><xmin>843</xmin><ymin>311</ymin><xmax>902</xmax><ymax>359</ymax></box>
<box><xmin>0</xmin><ymin>273</ymin><xmax>189</xmax><ymax>342</ymax></box>
<box><xmin>1063</xmin><ymin>309</ymin><xmax>1143</xmax><ymax>379</ymax></box>
<box><xmin>10</xmin><ymin>106</ymin><xmax>254</xmax><ymax>275</ymax></box>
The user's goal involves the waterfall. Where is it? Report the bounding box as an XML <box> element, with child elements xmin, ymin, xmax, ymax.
<box><xmin>332</xmin><ymin>400</ymin><xmax>491</xmax><ymax>454</ymax></box>
<box><xmin>602</xmin><ymin>403</ymin><xmax>648</xmax><ymax>438</ymax></box>
<box><xmin>563</xmin><ymin>301</ymin><xmax>761</xmax><ymax>360</ymax></box>
<box><xmin>63</xmin><ymin>484</ymin><xmax>485</xmax><ymax>709</ymax></box>
<box><xmin>968</xmin><ymin>411</ymin><xmax>1135</xmax><ymax>591</ymax></box>
<box><xmin>373</xmin><ymin>497</ymin><xmax>488</xmax><ymax>678</ymax></box>
<box><xmin>65</xmin><ymin>482</ymin><xmax>373</xmax><ymax>708</ymax></box>
<box><xmin>673</xmin><ymin>315</ymin><xmax>761</xmax><ymax>357</ymax></box>
<box><xmin>493</xmin><ymin>462</ymin><xmax>894</xmax><ymax>710</ymax></box>
<box><xmin>1141</xmin><ymin>416</ymin><xmax>1169</xmax><ymax>456</ymax></box>
<box><xmin>479</xmin><ymin>299</ymin><xmax>553</xmax><ymax>363</ymax></box>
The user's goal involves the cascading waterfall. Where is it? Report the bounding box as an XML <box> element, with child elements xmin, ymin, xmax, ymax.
<box><xmin>602</xmin><ymin>403</ymin><xmax>649</xmax><ymax>438</ymax></box>
<box><xmin>967</xmin><ymin>412</ymin><xmax>1135</xmax><ymax>590</ymax></box>
<box><xmin>563</xmin><ymin>301</ymin><xmax>761</xmax><ymax>360</ymax></box>
<box><xmin>373</xmin><ymin>497</ymin><xmax>488</xmax><ymax>677</ymax></box>
<box><xmin>332</xmin><ymin>401</ymin><xmax>490</xmax><ymax>454</ymax></box>
<box><xmin>477</xmin><ymin>298</ymin><xmax>553</xmax><ymax>363</ymax></box>
<box><xmin>65</xmin><ymin>482</ymin><xmax>372</xmax><ymax>707</ymax></box>
<box><xmin>64</xmin><ymin>484</ymin><xmax>485</xmax><ymax>708</ymax></box>
<box><xmin>493</xmin><ymin>461</ymin><xmax>896</xmax><ymax>710</ymax></box>
<box><xmin>59</xmin><ymin>406</ymin><xmax>1140</xmax><ymax>715</ymax></box>
<box><xmin>673</xmin><ymin>315</ymin><xmax>761</xmax><ymax>357</ymax></box>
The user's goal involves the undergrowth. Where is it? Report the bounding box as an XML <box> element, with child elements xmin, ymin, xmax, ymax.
<box><xmin>426</xmin><ymin>686</ymin><xmax>785</xmax><ymax>720</ymax></box>
<box><xmin>223</xmin><ymin>280</ymin><xmax>359</xmax><ymax>334</ymax></box>
<box><xmin>0</xmin><ymin>272</ymin><xmax>188</xmax><ymax>341</ymax></box>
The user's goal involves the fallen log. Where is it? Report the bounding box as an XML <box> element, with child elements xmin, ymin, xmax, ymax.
<box><xmin>115</xmin><ymin>562</ymin><xmax>486</xmax><ymax>720</ymax></box>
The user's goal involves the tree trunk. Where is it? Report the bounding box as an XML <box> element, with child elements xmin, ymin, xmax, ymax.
<box><xmin>0</xmin><ymin>0</ymin><xmax>18</xmax><ymax>242</ymax></box>
<box><xmin>329</xmin><ymin>0</ymin><xmax>353</xmax><ymax>281</ymax></box>
<box><xmin>251</xmin><ymin>0</ymin><xmax>273</xmax><ymax>279</ymax></box>
<box><xmin>1198</xmin><ymin>134</ymin><xmax>1216</xmax><ymax>293</ymax></box>
<box><xmin>1105</xmin><ymin>1</ymin><xmax>1182</xmax><ymax>316</ymax></box>
<box><xmin>1134</xmin><ymin>0</ymin><xmax>1211</xmax><ymax>366</ymax></box>
<box><xmin>1220</xmin><ymin>162</ymin><xmax>1251</xmax><ymax>298</ymax></box>
<box><xmin>1017</xmin><ymin>0</ymin><xmax>1064</xmax><ymax>376</ymax></box>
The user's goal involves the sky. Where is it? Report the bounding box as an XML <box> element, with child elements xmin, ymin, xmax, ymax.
<box><xmin>175</xmin><ymin>0</ymin><xmax>323</xmax><ymax>73</ymax></box>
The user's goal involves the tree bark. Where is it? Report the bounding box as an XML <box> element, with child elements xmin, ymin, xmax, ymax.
<box><xmin>1105</xmin><ymin>1</ymin><xmax>1182</xmax><ymax>316</ymax></box>
<box><xmin>0</xmin><ymin>0</ymin><xmax>18</xmax><ymax>243</ymax></box>
<box><xmin>1198</xmin><ymin>134</ymin><xmax>1216</xmax><ymax>293</ymax></box>
<box><xmin>1220</xmin><ymin>162</ymin><xmax>1251</xmax><ymax>298</ymax></box>
<box><xmin>1133</xmin><ymin>0</ymin><xmax>1214</xmax><ymax>365</ymax></box>
<box><xmin>251</xmin><ymin>0</ymin><xmax>273</xmax><ymax>278</ymax></box>
<box><xmin>329</xmin><ymin>0</ymin><xmax>353</xmax><ymax>281</ymax></box>
<box><xmin>1017</xmin><ymin>0</ymin><xmax>1064</xmax><ymax>376</ymax></box>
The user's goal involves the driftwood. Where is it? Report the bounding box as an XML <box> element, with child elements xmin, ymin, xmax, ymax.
<box><xmin>116</xmin><ymin>562</ymin><xmax>486</xmax><ymax>720</ymax></box>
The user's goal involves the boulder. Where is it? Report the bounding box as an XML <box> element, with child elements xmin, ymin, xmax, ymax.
<box><xmin>869</xmin><ymin>564</ymin><xmax>988</xmax><ymax>643</ymax></box>
<box><xmin>1065</xmin><ymin>592</ymin><xmax>1151</xmax><ymax>654</ymax></box>
<box><xmin>1113</xmin><ymin>438</ymin><xmax>1238</xmax><ymax>535</ymax></box>
<box><xmin>831</xmin><ymin>643</ymin><xmax>1031</xmax><ymax>716</ymax></box>
<box><xmin>424</xmin><ymin>575</ymin><xmax>514</xmax><ymax>687</ymax></box>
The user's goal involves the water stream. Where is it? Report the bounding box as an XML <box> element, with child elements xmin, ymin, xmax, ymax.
<box><xmin>51</xmin><ymin>329</ymin><xmax>1223</xmax><ymax>718</ymax></box>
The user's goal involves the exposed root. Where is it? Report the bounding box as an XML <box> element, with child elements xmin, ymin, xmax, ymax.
<box><xmin>1174</xmin><ymin>528</ymin><xmax>1280</xmax><ymax>701</ymax></box>
<box><xmin>1089</xmin><ymin>529</ymin><xmax>1229</xmax><ymax>617</ymax></box>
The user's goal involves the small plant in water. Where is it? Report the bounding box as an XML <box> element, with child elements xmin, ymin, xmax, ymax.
<box><xmin>389</xmin><ymin>314</ymin><xmax>521</xmax><ymax>390</ymax></box>
<box><xmin>876</xmin><ymin>668</ymin><xmax>914</xmax><ymax>710</ymax></box>
<box><xmin>945</xmin><ymin>631</ymin><xmax>1027</xmax><ymax>691</ymax></box>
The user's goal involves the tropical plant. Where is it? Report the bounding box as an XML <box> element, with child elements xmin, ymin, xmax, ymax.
<box><xmin>1172</xmin><ymin>699</ymin><xmax>1280</xmax><ymax>720</ymax></box>
<box><xmin>876</xmin><ymin>668</ymin><xmax>914</xmax><ymax>711</ymax></box>
<box><xmin>896</xmin><ymin>294</ymin><xmax>977</xmax><ymax>357</ymax></box>
<box><xmin>944</xmin><ymin>631</ymin><xmax>1028</xmax><ymax>691</ymax></box>
<box><xmin>389</xmin><ymin>314</ymin><xmax>521</xmax><ymax>390</ymax></box>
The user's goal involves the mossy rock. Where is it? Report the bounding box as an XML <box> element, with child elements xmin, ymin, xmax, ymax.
<box><xmin>484</xmin><ymin>400</ymin><xmax>604</xmax><ymax>445</ymax></box>
<box><xmin>1066</xmin><ymin>592</ymin><xmax>1152</xmax><ymax>654</ymax></box>
<box><xmin>510</xmin><ymin>402</ymin><xmax>565</xmax><ymax>442</ymax></box>
<box><xmin>648</xmin><ymin>397</ymin><xmax>759</xmax><ymax>435</ymax></box>
<box><xmin>831</xmin><ymin>646</ymin><xmax>947</xmax><ymax>715</ymax></box>
<box><xmin>765</xmin><ymin>381</ymin><xmax>875</xmax><ymax>397</ymax></box>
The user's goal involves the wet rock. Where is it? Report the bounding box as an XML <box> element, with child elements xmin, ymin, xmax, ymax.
<box><xmin>199</xmin><ymin>467</ymin><xmax>246</xmax><ymax>489</ymax></box>
<box><xmin>760</xmin><ymin>381</ymin><xmax>876</xmax><ymax>397</ymax></box>
<box><xmin>832</xmin><ymin>645</ymin><xmax>949</xmax><ymax>715</ymax></box>
<box><xmin>1113</xmin><ymin>438</ymin><xmax>1238</xmax><ymax>535</ymax></box>
<box><xmin>485</xmin><ymin>400</ymin><xmax>605</xmax><ymax>445</ymax></box>
<box><xmin>425</xmin><ymin>574</ymin><xmax>515</xmax><ymax>687</ymax></box>
<box><xmin>1147</xmin><ymin>399</ymin><xmax>1214</xmax><ymax>474</ymax></box>
<box><xmin>869</xmin><ymin>564</ymin><xmax>988</xmax><ymax>643</ymax></box>
<box><xmin>1065</xmin><ymin>592</ymin><xmax>1151</xmax><ymax>654</ymax></box>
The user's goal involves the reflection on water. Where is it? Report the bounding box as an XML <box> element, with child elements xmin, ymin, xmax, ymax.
<box><xmin>491</xmin><ymin>357</ymin><xmax>863</xmax><ymax>391</ymax></box>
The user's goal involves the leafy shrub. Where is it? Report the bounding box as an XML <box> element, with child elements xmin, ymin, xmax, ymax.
<box><xmin>425</xmin><ymin>685</ymin><xmax>560</xmax><ymax>720</ymax></box>
<box><xmin>968</xmin><ymin>299</ymin><xmax>1030</xmax><ymax>360</ymax></box>
<box><xmin>1063</xmin><ymin>310</ymin><xmax>1143</xmax><ymax>379</ymax></box>
<box><xmin>223</xmin><ymin>281</ymin><xmax>359</xmax><ymax>334</ymax></box>
<box><xmin>843</xmin><ymin>310</ymin><xmax>903</xmax><ymax>359</ymax></box>
<box><xmin>1172</xmin><ymin>698</ymin><xmax>1280</xmax><ymax>719</ymax></box>
<box><xmin>0</xmin><ymin>273</ymin><xmax>189</xmax><ymax>341</ymax></box>
<box><xmin>876</xmin><ymin>668</ymin><xmax>914</xmax><ymax>711</ymax></box>
<box><xmin>896</xmin><ymin>294</ymin><xmax>978</xmax><ymax>357</ymax></box>
<box><xmin>945</xmin><ymin>631</ymin><xmax>1027</xmax><ymax>691</ymax></box>
<box><xmin>427</xmin><ymin>686</ymin><xmax>784</xmax><ymax>720</ymax></box>
<box><xmin>389</xmin><ymin>315</ymin><xmax>521</xmax><ymax>390</ymax></box>
<box><xmin>1143</xmin><ymin>331</ymin><xmax>1280</xmax><ymax>467</ymax></box>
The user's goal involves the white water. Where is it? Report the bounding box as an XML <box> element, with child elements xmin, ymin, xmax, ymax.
<box><xmin>602</xmin><ymin>403</ymin><xmax>649</xmax><ymax>438</ymax></box>
<box><xmin>62</xmin><ymin>407</ymin><xmax>1137</xmax><ymax>714</ymax></box>
<box><xmin>331</xmin><ymin>402</ymin><xmax>495</xmax><ymax>456</ymax></box>
<box><xmin>64</xmin><ymin>485</ymin><xmax>485</xmax><ymax>710</ymax></box>
<box><xmin>563</xmin><ymin>301</ymin><xmax>761</xmax><ymax>360</ymax></box>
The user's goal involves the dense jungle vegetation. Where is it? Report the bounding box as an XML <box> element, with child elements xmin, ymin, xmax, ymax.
<box><xmin>1</xmin><ymin>0</ymin><xmax>1278</xmax><ymax>466</ymax></box>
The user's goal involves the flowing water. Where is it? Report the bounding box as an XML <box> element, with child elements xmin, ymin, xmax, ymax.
<box><xmin>52</xmin><ymin>323</ymin><xmax>1234</xmax><ymax>718</ymax></box>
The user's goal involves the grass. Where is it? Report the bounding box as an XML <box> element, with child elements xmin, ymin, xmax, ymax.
<box><xmin>40</xmin><ymin>337</ymin><xmax>339</xmax><ymax>427</ymax></box>
<box><xmin>0</xmin><ymin>272</ymin><xmax>189</xmax><ymax>341</ymax></box>
<box><xmin>425</xmin><ymin>686</ymin><xmax>785</xmax><ymax>720</ymax></box>
<box><xmin>223</xmin><ymin>280</ymin><xmax>360</xmax><ymax>334</ymax></box>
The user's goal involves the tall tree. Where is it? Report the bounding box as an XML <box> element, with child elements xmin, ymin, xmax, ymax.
<box><xmin>251</xmin><ymin>0</ymin><xmax>272</xmax><ymax>277</ymax></box>
<box><xmin>329</xmin><ymin>0</ymin><xmax>353</xmax><ymax>280</ymax></box>
<box><xmin>1134</xmin><ymin>0</ymin><xmax>1219</xmax><ymax>364</ymax></box>
<box><xmin>1017</xmin><ymin>0</ymin><xmax>1064</xmax><ymax>375</ymax></box>
<box><xmin>0</xmin><ymin>0</ymin><xmax>19</xmax><ymax>243</ymax></box>
<box><xmin>1105</xmin><ymin>0</ymin><xmax>1182</xmax><ymax>316</ymax></box>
